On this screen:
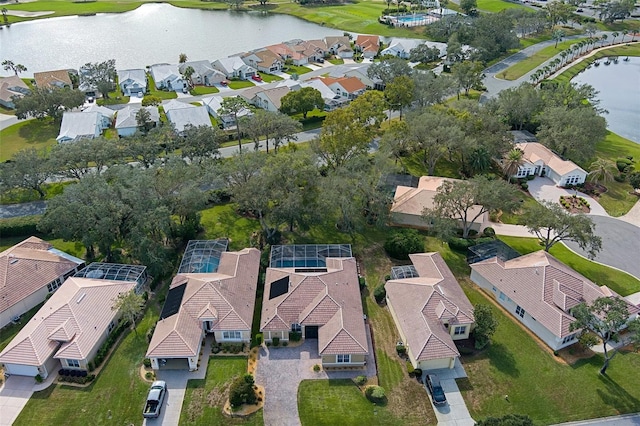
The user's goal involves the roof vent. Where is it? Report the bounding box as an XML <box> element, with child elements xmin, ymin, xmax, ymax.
<box><xmin>9</xmin><ymin>258</ymin><xmax>18</xmax><ymax>265</ymax></box>
<box><xmin>76</xmin><ymin>293</ymin><xmax>87</xmax><ymax>304</ymax></box>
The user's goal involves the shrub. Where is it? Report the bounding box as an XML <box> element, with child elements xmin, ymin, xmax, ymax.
<box><xmin>365</xmin><ymin>386</ymin><xmax>386</xmax><ymax>403</ymax></box>
<box><xmin>229</xmin><ymin>376</ymin><xmax>257</xmax><ymax>407</ymax></box>
<box><xmin>282</xmin><ymin>341</ymin><xmax>288</xmax><ymax>347</ymax></box>
<box><xmin>272</xmin><ymin>337</ymin><xmax>280</xmax><ymax>347</ymax></box>
<box><xmin>614</xmin><ymin>173</ymin><xmax>627</xmax><ymax>183</ymax></box>
<box><xmin>448</xmin><ymin>237</ymin><xmax>474</xmax><ymax>252</ymax></box>
<box><xmin>384</xmin><ymin>274</ymin><xmax>391</xmax><ymax>282</ymax></box>
<box><xmin>526</xmin><ymin>174</ymin><xmax>536</xmax><ymax>181</ymax></box>
<box><xmin>458</xmin><ymin>346</ymin><xmax>474</xmax><ymax>355</ymax></box>
<box><xmin>0</xmin><ymin>215</ymin><xmax>42</xmax><ymax>237</ymax></box>
<box><xmin>373</xmin><ymin>283</ymin><xmax>386</xmax><ymax>303</ymax></box>
<box><xmin>616</xmin><ymin>158</ymin><xmax>633</xmax><ymax>172</ymax></box>
<box><xmin>384</xmin><ymin>229</ymin><xmax>424</xmax><ymax>260</ymax></box>
<box><xmin>289</xmin><ymin>331</ymin><xmax>302</xmax><ymax>342</ymax></box>
<box><xmin>520</xmin><ymin>182</ymin><xmax>529</xmax><ymax>191</ymax></box>
<box><xmin>145</xmin><ymin>371</ymin><xmax>154</xmax><ymax>380</ymax></box>
<box><xmin>243</xmin><ymin>373</ymin><xmax>255</xmax><ymax>385</ymax></box>
<box><xmin>222</xmin><ymin>343</ymin><xmax>232</xmax><ymax>353</ymax></box>
<box><xmin>413</xmin><ymin>368</ymin><xmax>422</xmax><ymax>379</ymax></box>
<box><xmin>396</xmin><ymin>344</ymin><xmax>406</xmax><ymax>356</ymax></box>
<box><xmin>358</xmin><ymin>276</ymin><xmax>366</xmax><ymax>290</ymax></box>
<box><xmin>354</xmin><ymin>375</ymin><xmax>367</xmax><ymax>386</ymax></box>
<box><xmin>313</xmin><ymin>364</ymin><xmax>321</xmax><ymax>372</ymax></box>
<box><xmin>482</xmin><ymin>227</ymin><xmax>495</xmax><ymax>237</ymax></box>
<box><xmin>254</xmin><ymin>333</ymin><xmax>263</xmax><ymax>347</ymax></box>
<box><xmin>141</xmin><ymin>95</ymin><xmax>162</xmax><ymax>106</ymax></box>
<box><xmin>406</xmin><ymin>360</ymin><xmax>415</xmax><ymax>377</ymax></box>
<box><xmin>143</xmin><ymin>358</ymin><xmax>152</xmax><ymax>368</ymax></box>
<box><xmin>35</xmin><ymin>374</ymin><xmax>43</xmax><ymax>383</ymax></box>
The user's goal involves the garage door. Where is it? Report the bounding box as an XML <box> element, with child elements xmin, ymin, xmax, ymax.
<box><xmin>419</xmin><ymin>358</ymin><xmax>452</xmax><ymax>370</ymax></box>
<box><xmin>305</xmin><ymin>326</ymin><xmax>319</xmax><ymax>339</ymax></box>
<box><xmin>5</xmin><ymin>363</ymin><xmax>39</xmax><ymax>377</ymax></box>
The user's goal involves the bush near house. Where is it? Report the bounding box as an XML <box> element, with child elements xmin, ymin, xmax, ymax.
<box><xmin>364</xmin><ymin>385</ymin><xmax>386</xmax><ymax>403</ymax></box>
<box><xmin>229</xmin><ymin>374</ymin><xmax>257</xmax><ymax>408</ymax></box>
<box><xmin>383</xmin><ymin>229</ymin><xmax>424</xmax><ymax>260</ymax></box>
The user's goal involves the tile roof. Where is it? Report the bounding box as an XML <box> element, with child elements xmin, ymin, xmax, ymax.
<box><xmin>149</xmin><ymin>64</ymin><xmax>181</xmax><ymax>83</ymax></box>
<box><xmin>0</xmin><ymin>276</ymin><xmax>136</xmax><ymax>365</ymax></box>
<box><xmin>146</xmin><ymin>248</ymin><xmax>260</xmax><ymax>358</ymax></box>
<box><xmin>257</xmin><ymin>86</ymin><xmax>291</xmax><ymax>110</ymax></box>
<box><xmin>321</xmin><ymin>76</ymin><xmax>366</xmax><ymax>94</ymax></box>
<box><xmin>33</xmin><ymin>69</ymin><xmax>72</xmax><ymax>89</ymax></box>
<box><xmin>116</xmin><ymin>69</ymin><xmax>146</xmax><ymax>88</ymax></box>
<box><xmin>165</xmin><ymin>104</ymin><xmax>212</xmax><ymax>133</ymax></box>
<box><xmin>516</xmin><ymin>142</ymin><xmax>585</xmax><ymax>176</ymax></box>
<box><xmin>246</xmin><ymin>49</ymin><xmax>282</xmax><ymax>68</ymax></box>
<box><xmin>386</xmin><ymin>253</ymin><xmax>474</xmax><ymax>361</ymax></box>
<box><xmin>390</xmin><ymin>176</ymin><xmax>485</xmax><ymax>220</ymax></box>
<box><xmin>56</xmin><ymin>111</ymin><xmax>102</xmax><ymax>142</ymax></box>
<box><xmin>0</xmin><ymin>76</ymin><xmax>30</xmax><ymax>104</ymax></box>
<box><xmin>355</xmin><ymin>35</ymin><xmax>380</xmax><ymax>52</ymax></box>
<box><xmin>0</xmin><ymin>237</ymin><xmax>83</xmax><ymax>315</ymax></box>
<box><xmin>470</xmin><ymin>251</ymin><xmax>640</xmax><ymax>338</ymax></box>
<box><xmin>115</xmin><ymin>105</ymin><xmax>159</xmax><ymax>129</ymax></box>
<box><xmin>261</xmin><ymin>256</ymin><xmax>368</xmax><ymax>355</ymax></box>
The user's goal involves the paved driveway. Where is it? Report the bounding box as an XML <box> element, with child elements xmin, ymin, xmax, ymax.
<box><xmin>256</xmin><ymin>325</ymin><xmax>377</xmax><ymax>426</ymax></box>
<box><xmin>527</xmin><ymin>177</ymin><xmax>608</xmax><ymax>216</ymax></box>
<box><xmin>423</xmin><ymin>360</ymin><xmax>475</xmax><ymax>426</ymax></box>
<box><xmin>0</xmin><ymin>376</ymin><xmax>33</xmax><ymax>426</ymax></box>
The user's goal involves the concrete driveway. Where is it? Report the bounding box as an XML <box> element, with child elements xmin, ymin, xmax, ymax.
<box><xmin>527</xmin><ymin>177</ymin><xmax>608</xmax><ymax>216</ymax></box>
<box><xmin>0</xmin><ymin>372</ymin><xmax>57</xmax><ymax>426</ymax></box>
<box><xmin>423</xmin><ymin>360</ymin><xmax>475</xmax><ymax>426</ymax></box>
<box><xmin>256</xmin><ymin>325</ymin><xmax>377</xmax><ymax>426</ymax></box>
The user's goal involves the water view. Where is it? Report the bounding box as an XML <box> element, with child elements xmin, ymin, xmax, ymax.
<box><xmin>572</xmin><ymin>56</ymin><xmax>640</xmax><ymax>144</ymax></box>
<box><xmin>0</xmin><ymin>3</ymin><xmax>344</xmax><ymax>76</ymax></box>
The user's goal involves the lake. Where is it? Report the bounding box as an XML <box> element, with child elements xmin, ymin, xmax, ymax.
<box><xmin>0</xmin><ymin>3</ymin><xmax>344</xmax><ymax>76</ymax></box>
<box><xmin>572</xmin><ymin>56</ymin><xmax>640</xmax><ymax>144</ymax></box>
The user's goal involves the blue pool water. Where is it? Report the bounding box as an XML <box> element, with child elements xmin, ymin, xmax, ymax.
<box><xmin>272</xmin><ymin>259</ymin><xmax>326</xmax><ymax>268</ymax></box>
<box><xmin>397</xmin><ymin>14</ymin><xmax>429</xmax><ymax>23</ymax></box>
<box><xmin>192</xmin><ymin>259</ymin><xmax>220</xmax><ymax>273</ymax></box>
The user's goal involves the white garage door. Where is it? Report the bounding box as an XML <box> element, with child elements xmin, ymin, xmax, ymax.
<box><xmin>419</xmin><ymin>358</ymin><xmax>452</xmax><ymax>370</ymax></box>
<box><xmin>5</xmin><ymin>363</ymin><xmax>39</xmax><ymax>377</ymax></box>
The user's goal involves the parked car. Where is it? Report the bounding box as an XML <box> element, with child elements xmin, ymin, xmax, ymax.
<box><xmin>252</xmin><ymin>74</ymin><xmax>263</xmax><ymax>82</ymax></box>
<box><xmin>425</xmin><ymin>374</ymin><xmax>447</xmax><ymax>406</ymax></box>
<box><xmin>220</xmin><ymin>80</ymin><xmax>229</xmax><ymax>86</ymax></box>
<box><xmin>576</xmin><ymin>8</ymin><xmax>584</xmax><ymax>12</ymax></box>
<box><xmin>143</xmin><ymin>380</ymin><xmax>167</xmax><ymax>418</ymax></box>
<box><xmin>317</xmin><ymin>58</ymin><xmax>325</xmax><ymax>63</ymax></box>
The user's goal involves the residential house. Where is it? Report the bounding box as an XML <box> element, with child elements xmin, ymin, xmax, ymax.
<box><xmin>386</xmin><ymin>253</ymin><xmax>474</xmax><ymax>370</ymax></box>
<box><xmin>514</xmin><ymin>142</ymin><xmax>587</xmax><ymax>187</ymax></box>
<box><xmin>115</xmin><ymin>105</ymin><xmax>159</xmax><ymax>137</ymax></box>
<box><xmin>117</xmin><ymin>69</ymin><xmax>147</xmax><ymax>97</ymax></box>
<box><xmin>285</xmin><ymin>39</ymin><xmax>328</xmax><ymax>63</ymax></box>
<box><xmin>178</xmin><ymin>60</ymin><xmax>226</xmax><ymax>87</ymax></box>
<box><xmin>146</xmin><ymin>240</ymin><xmax>260</xmax><ymax>371</ymax></box>
<box><xmin>242</xmin><ymin>49</ymin><xmax>284</xmax><ymax>74</ymax></box>
<box><xmin>380</xmin><ymin>38</ymin><xmax>423</xmax><ymax>59</ymax></box>
<box><xmin>212</xmin><ymin>57</ymin><xmax>257</xmax><ymax>80</ymax></box>
<box><xmin>164</xmin><ymin>100</ymin><xmax>212</xmax><ymax>134</ymax></box>
<box><xmin>261</xmin><ymin>245</ymin><xmax>369</xmax><ymax>368</ymax></box>
<box><xmin>0</xmin><ymin>237</ymin><xmax>84</xmax><ymax>330</ymax></box>
<box><xmin>0</xmin><ymin>263</ymin><xmax>148</xmax><ymax>378</ymax></box>
<box><xmin>325</xmin><ymin>36</ymin><xmax>354</xmax><ymax>59</ymax></box>
<box><xmin>470</xmin><ymin>250</ymin><xmax>640</xmax><ymax>351</ymax></box>
<box><xmin>327</xmin><ymin>64</ymin><xmax>377</xmax><ymax>89</ymax></box>
<box><xmin>320</xmin><ymin>76</ymin><xmax>366</xmax><ymax>100</ymax></box>
<box><xmin>390</xmin><ymin>176</ymin><xmax>488</xmax><ymax>231</ymax></box>
<box><xmin>0</xmin><ymin>76</ymin><xmax>30</xmax><ymax>109</ymax></box>
<box><xmin>33</xmin><ymin>69</ymin><xmax>72</xmax><ymax>90</ymax></box>
<box><xmin>266</xmin><ymin>43</ymin><xmax>309</xmax><ymax>66</ymax></box>
<box><xmin>82</xmin><ymin>104</ymin><xmax>116</xmax><ymax>129</ymax></box>
<box><xmin>300</xmin><ymin>79</ymin><xmax>348</xmax><ymax>111</ymax></box>
<box><xmin>202</xmin><ymin>95</ymin><xmax>252</xmax><ymax>129</ymax></box>
<box><xmin>149</xmin><ymin>64</ymin><xmax>186</xmax><ymax>92</ymax></box>
<box><xmin>57</xmin><ymin>112</ymin><xmax>103</xmax><ymax>143</ymax></box>
<box><xmin>355</xmin><ymin>35</ymin><xmax>380</xmax><ymax>59</ymax></box>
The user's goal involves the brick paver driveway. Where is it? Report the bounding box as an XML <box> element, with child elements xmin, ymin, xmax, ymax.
<box><xmin>256</xmin><ymin>325</ymin><xmax>377</xmax><ymax>426</ymax></box>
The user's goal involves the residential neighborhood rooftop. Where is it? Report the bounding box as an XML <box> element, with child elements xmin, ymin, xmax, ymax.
<box><xmin>516</xmin><ymin>142</ymin><xmax>586</xmax><ymax>176</ymax></box>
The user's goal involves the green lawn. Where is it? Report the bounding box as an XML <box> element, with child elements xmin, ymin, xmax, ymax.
<box><xmin>199</xmin><ymin>203</ymin><xmax>262</xmax><ymax>251</ymax></box>
<box><xmin>180</xmin><ymin>357</ymin><xmax>263</xmax><ymax>425</ymax></box>
<box><xmin>284</xmin><ymin>65</ymin><xmax>313</xmax><ymax>75</ymax></box>
<box><xmin>328</xmin><ymin>57</ymin><xmax>345</xmax><ymax>65</ymax></box>
<box><xmin>498</xmin><ymin>235</ymin><xmax>640</xmax><ymax>296</ymax></box>
<box><xmin>260</xmin><ymin>73</ymin><xmax>284</xmax><ymax>83</ymax></box>
<box><xmin>14</xmin><ymin>303</ymin><xmax>160</xmax><ymax>426</ymax></box>
<box><xmin>0</xmin><ymin>181</ymin><xmax>72</xmax><ymax>205</ymax></box>
<box><xmin>461</xmin><ymin>280</ymin><xmax>640</xmax><ymax>425</ymax></box>
<box><xmin>496</xmin><ymin>192</ymin><xmax>540</xmax><ymax>225</ymax></box>
<box><xmin>0</xmin><ymin>120</ymin><xmax>58</xmax><ymax>162</ymax></box>
<box><xmin>147</xmin><ymin>75</ymin><xmax>178</xmax><ymax>100</ymax></box>
<box><xmin>298</xmin><ymin>380</ymin><xmax>404</xmax><ymax>426</ymax></box>
<box><xmin>228</xmin><ymin>80</ymin><xmax>256</xmax><ymax>90</ymax></box>
<box><xmin>190</xmin><ymin>85</ymin><xmax>220</xmax><ymax>95</ymax></box>
<box><xmin>476</xmin><ymin>0</ymin><xmax>527</xmax><ymax>12</ymax></box>
<box><xmin>498</xmin><ymin>38</ymin><xmax>587</xmax><ymax>81</ymax></box>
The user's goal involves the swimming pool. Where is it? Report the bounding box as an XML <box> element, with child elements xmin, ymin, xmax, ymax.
<box><xmin>397</xmin><ymin>13</ymin><xmax>429</xmax><ymax>23</ymax></box>
<box><xmin>389</xmin><ymin>13</ymin><xmax>439</xmax><ymax>27</ymax></box>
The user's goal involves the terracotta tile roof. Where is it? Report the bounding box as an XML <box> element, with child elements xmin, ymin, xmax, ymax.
<box><xmin>33</xmin><ymin>69</ymin><xmax>72</xmax><ymax>89</ymax></box>
<box><xmin>0</xmin><ymin>76</ymin><xmax>30</xmax><ymax>104</ymax></box>
<box><xmin>470</xmin><ymin>251</ymin><xmax>640</xmax><ymax>338</ymax></box>
<box><xmin>355</xmin><ymin>35</ymin><xmax>380</xmax><ymax>52</ymax></box>
<box><xmin>250</xmin><ymin>49</ymin><xmax>282</xmax><ymax>68</ymax></box>
<box><xmin>0</xmin><ymin>237</ymin><xmax>83</xmax><ymax>315</ymax></box>
<box><xmin>516</xmin><ymin>142</ymin><xmax>585</xmax><ymax>176</ymax></box>
<box><xmin>390</xmin><ymin>176</ymin><xmax>485</xmax><ymax>222</ymax></box>
<box><xmin>261</xmin><ymin>256</ymin><xmax>368</xmax><ymax>355</ymax></box>
<box><xmin>258</xmin><ymin>86</ymin><xmax>291</xmax><ymax>110</ymax></box>
<box><xmin>320</xmin><ymin>76</ymin><xmax>366</xmax><ymax>94</ymax></box>
<box><xmin>386</xmin><ymin>253</ymin><xmax>474</xmax><ymax>362</ymax></box>
<box><xmin>325</xmin><ymin>36</ymin><xmax>351</xmax><ymax>48</ymax></box>
<box><xmin>146</xmin><ymin>248</ymin><xmax>260</xmax><ymax>358</ymax></box>
<box><xmin>0</xmin><ymin>276</ymin><xmax>136</xmax><ymax>365</ymax></box>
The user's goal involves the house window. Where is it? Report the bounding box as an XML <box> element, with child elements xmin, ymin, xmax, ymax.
<box><xmin>562</xmin><ymin>334</ymin><xmax>575</xmax><ymax>344</ymax></box>
<box><xmin>491</xmin><ymin>286</ymin><xmax>497</xmax><ymax>292</ymax></box>
<box><xmin>222</xmin><ymin>331</ymin><xmax>242</xmax><ymax>340</ymax></box>
<box><xmin>107</xmin><ymin>321</ymin><xmax>116</xmax><ymax>333</ymax></box>
<box><xmin>291</xmin><ymin>323</ymin><xmax>302</xmax><ymax>332</ymax></box>
<box><xmin>336</xmin><ymin>354</ymin><xmax>351</xmax><ymax>363</ymax></box>
<box><xmin>454</xmin><ymin>326</ymin><xmax>466</xmax><ymax>336</ymax></box>
<box><xmin>47</xmin><ymin>278</ymin><xmax>62</xmax><ymax>293</ymax></box>
<box><xmin>499</xmin><ymin>292</ymin><xmax>506</xmax><ymax>301</ymax></box>
<box><xmin>67</xmin><ymin>359</ymin><xmax>80</xmax><ymax>368</ymax></box>
<box><xmin>515</xmin><ymin>306</ymin><xmax>525</xmax><ymax>318</ymax></box>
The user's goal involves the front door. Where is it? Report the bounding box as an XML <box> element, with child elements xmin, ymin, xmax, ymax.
<box><xmin>305</xmin><ymin>325</ymin><xmax>319</xmax><ymax>339</ymax></box>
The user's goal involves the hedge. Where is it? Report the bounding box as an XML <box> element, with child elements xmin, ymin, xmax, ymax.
<box><xmin>0</xmin><ymin>215</ymin><xmax>43</xmax><ymax>237</ymax></box>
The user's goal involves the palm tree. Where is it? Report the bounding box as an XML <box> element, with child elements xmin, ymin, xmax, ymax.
<box><xmin>552</xmin><ymin>29</ymin><xmax>566</xmax><ymax>48</ymax></box>
<box><xmin>502</xmin><ymin>149</ymin><xmax>525</xmax><ymax>183</ymax></box>
<box><xmin>588</xmin><ymin>159</ymin><xmax>616</xmax><ymax>185</ymax></box>
<box><xmin>611</xmin><ymin>31</ymin><xmax>619</xmax><ymax>45</ymax></box>
<box><xmin>1</xmin><ymin>59</ymin><xmax>27</xmax><ymax>76</ymax></box>
<box><xmin>560</xmin><ymin>50</ymin><xmax>569</xmax><ymax>65</ymax></box>
<box><xmin>182</xmin><ymin>66</ymin><xmax>195</xmax><ymax>88</ymax></box>
<box><xmin>622</xmin><ymin>30</ymin><xmax>629</xmax><ymax>43</ymax></box>
<box><xmin>178</xmin><ymin>53</ymin><xmax>188</xmax><ymax>64</ymax></box>
<box><xmin>601</xmin><ymin>34</ymin><xmax>608</xmax><ymax>47</ymax></box>
<box><xmin>1</xmin><ymin>8</ymin><xmax>8</xmax><ymax>25</ymax></box>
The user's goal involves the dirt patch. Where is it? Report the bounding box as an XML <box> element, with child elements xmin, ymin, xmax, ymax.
<box><xmin>208</xmin><ymin>381</ymin><xmax>231</xmax><ymax>407</ymax></box>
<box><xmin>186</xmin><ymin>388</ymin><xmax>205</xmax><ymax>422</ymax></box>
<box><xmin>559</xmin><ymin>195</ymin><xmax>590</xmax><ymax>213</ymax></box>
<box><xmin>139</xmin><ymin>365</ymin><xmax>156</xmax><ymax>382</ymax></box>
<box><xmin>557</xmin><ymin>344</ymin><xmax>595</xmax><ymax>365</ymax></box>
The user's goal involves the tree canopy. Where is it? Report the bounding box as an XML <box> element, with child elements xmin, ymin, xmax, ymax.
<box><xmin>14</xmin><ymin>86</ymin><xmax>85</xmax><ymax>122</ymax></box>
<box><xmin>279</xmin><ymin>87</ymin><xmax>324</xmax><ymax>119</ymax></box>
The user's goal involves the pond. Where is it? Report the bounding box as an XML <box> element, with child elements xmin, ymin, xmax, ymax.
<box><xmin>572</xmin><ymin>56</ymin><xmax>640</xmax><ymax>144</ymax></box>
<box><xmin>0</xmin><ymin>3</ymin><xmax>345</xmax><ymax>76</ymax></box>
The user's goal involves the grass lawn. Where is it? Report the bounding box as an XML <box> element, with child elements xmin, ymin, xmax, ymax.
<box><xmin>228</xmin><ymin>80</ymin><xmax>256</xmax><ymax>90</ymax></box>
<box><xmin>180</xmin><ymin>357</ymin><xmax>263</xmax><ymax>425</ymax></box>
<box><xmin>284</xmin><ymin>65</ymin><xmax>313</xmax><ymax>75</ymax></box>
<box><xmin>147</xmin><ymin>75</ymin><xmax>179</xmax><ymax>100</ymax></box>
<box><xmin>199</xmin><ymin>203</ymin><xmax>261</xmax><ymax>251</ymax></box>
<box><xmin>476</xmin><ymin>0</ymin><xmax>527</xmax><ymax>12</ymax></box>
<box><xmin>498</xmin><ymin>235</ymin><xmax>640</xmax><ymax>296</ymax></box>
<box><xmin>0</xmin><ymin>120</ymin><xmax>58</xmax><ymax>162</ymax></box>
<box><xmin>14</xmin><ymin>303</ymin><xmax>160</xmax><ymax>426</ymax></box>
<box><xmin>498</xmin><ymin>38</ymin><xmax>587</xmax><ymax>80</ymax></box>
<box><xmin>298</xmin><ymin>379</ymin><xmax>404</xmax><ymax>426</ymax></box>
<box><xmin>260</xmin><ymin>73</ymin><xmax>284</xmax><ymax>83</ymax></box>
<box><xmin>494</xmin><ymin>191</ymin><xmax>540</xmax><ymax>225</ymax></box>
<box><xmin>1</xmin><ymin>181</ymin><xmax>72</xmax><ymax>205</ymax></box>
<box><xmin>190</xmin><ymin>85</ymin><xmax>220</xmax><ymax>95</ymax></box>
